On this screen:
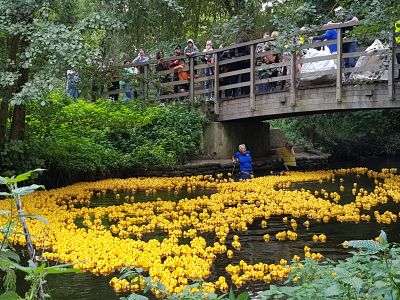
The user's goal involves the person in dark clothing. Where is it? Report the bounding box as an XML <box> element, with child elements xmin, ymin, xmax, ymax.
<box><xmin>328</xmin><ymin>6</ymin><xmax>359</xmax><ymax>69</ymax></box>
<box><xmin>218</xmin><ymin>46</ymin><xmax>236</xmax><ymax>98</ymax></box>
<box><xmin>169</xmin><ymin>46</ymin><xmax>184</xmax><ymax>94</ymax></box>
<box><xmin>259</xmin><ymin>53</ymin><xmax>280</xmax><ymax>93</ymax></box>
<box><xmin>106</xmin><ymin>60</ymin><xmax>119</xmax><ymax>101</ymax></box>
<box><xmin>155</xmin><ymin>51</ymin><xmax>170</xmax><ymax>105</ymax></box>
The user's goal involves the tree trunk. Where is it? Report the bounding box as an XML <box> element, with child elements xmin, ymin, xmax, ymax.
<box><xmin>0</xmin><ymin>35</ymin><xmax>21</xmax><ymax>147</ymax></box>
<box><xmin>0</xmin><ymin>98</ymin><xmax>9</xmax><ymax>148</ymax></box>
<box><xmin>9</xmin><ymin>46</ymin><xmax>29</xmax><ymax>141</ymax></box>
<box><xmin>9</xmin><ymin>104</ymin><xmax>26</xmax><ymax>140</ymax></box>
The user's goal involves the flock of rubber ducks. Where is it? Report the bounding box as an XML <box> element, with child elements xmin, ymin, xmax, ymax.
<box><xmin>0</xmin><ymin>167</ymin><xmax>399</xmax><ymax>296</ymax></box>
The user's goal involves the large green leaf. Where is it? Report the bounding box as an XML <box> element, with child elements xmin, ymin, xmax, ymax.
<box><xmin>9</xmin><ymin>169</ymin><xmax>46</xmax><ymax>183</ymax></box>
<box><xmin>11</xmin><ymin>184</ymin><xmax>44</xmax><ymax>196</ymax></box>
<box><xmin>236</xmin><ymin>292</ymin><xmax>249</xmax><ymax>300</ymax></box>
<box><xmin>44</xmin><ymin>267</ymin><xmax>80</xmax><ymax>274</ymax></box>
<box><xmin>0</xmin><ymin>250</ymin><xmax>20</xmax><ymax>263</ymax></box>
<box><xmin>0</xmin><ymin>291</ymin><xmax>21</xmax><ymax>300</ymax></box>
<box><xmin>126</xmin><ymin>294</ymin><xmax>148</xmax><ymax>300</ymax></box>
<box><xmin>324</xmin><ymin>284</ymin><xmax>343</xmax><ymax>297</ymax></box>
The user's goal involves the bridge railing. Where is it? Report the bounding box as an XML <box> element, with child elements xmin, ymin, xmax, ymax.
<box><xmin>106</xmin><ymin>21</ymin><xmax>399</xmax><ymax>111</ymax></box>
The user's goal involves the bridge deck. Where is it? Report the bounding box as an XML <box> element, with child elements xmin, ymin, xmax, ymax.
<box><xmin>218</xmin><ymin>82</ymin><xmax>400</xmax><ymax>121</ymax></box>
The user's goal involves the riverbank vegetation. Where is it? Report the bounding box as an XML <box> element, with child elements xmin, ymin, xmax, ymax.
<box><xmin>0</xmin><ymin>92</ymin><xmax>206</xmax><ymax>179</ymax></box>
<box><xmin>271</xmin><ymin>110</ymin><xmax>400</xmax><ymax>159</ymax></box>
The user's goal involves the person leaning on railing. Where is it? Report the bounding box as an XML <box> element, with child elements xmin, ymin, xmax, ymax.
<box><xmin>325</xmin><ymin>6</ymin><xmax>359</xmax><ymax>70</ymax></box>
<box><xmin>170</xmin><ymin>47</ymin><xmax>189</xmax><ymax>94</ymax></box>
<box><xmin>169</xmin><ymin>46</ymin><xmax>184</xmax><ymax>93</ymax></box>
<box><xmin>155</xmin><ymin>51</ymin><xmax>170</xmax><ymax>105</ymax></box>
<box><xmin>309</xmin><ymin>28</ymin><xmax>338</xmax><ymax>54</ymax></box>
<box><xmin>184</xmin><ymin>39</ymin><xmax>199</xmax><ymax>76</ymax></box>
<box><xmin>202</xmin><ymin>40</ymin><xmax>215</xmax><ymax>101</ymax></box>
<box><xmin>119</xmin><ymin>60</ymin><xmax>135</xmax><ymax>101</ymax></box>
<box><xmin>132</xmin><ymin>49</ymin><xmax>150</xmax><ymax>98</ymax></box>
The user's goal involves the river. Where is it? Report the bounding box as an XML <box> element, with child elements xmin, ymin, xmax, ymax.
<box><xmin>15</xmin><ymin>156</ymin><xmax>400</xmax><ymax>299</ymax></box>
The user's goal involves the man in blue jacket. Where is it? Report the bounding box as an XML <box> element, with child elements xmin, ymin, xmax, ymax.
<box><xmin>232</xmin><ymin>144</ymin><xmax>253</xmax><ymax>180</ymax></box>
<box><xmin>309</xmin><ymin>29</ymin><xmax>338</xmax><ymax>54</ymax></box>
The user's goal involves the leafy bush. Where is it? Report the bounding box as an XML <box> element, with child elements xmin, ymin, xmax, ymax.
<box><xmin>0</xmin><ymin>140</ymin><xmax>45</xmax><ymax>177</ymax></box>
<box><xmin>270</xmin><ymin>110</ymin><xmax>400</xmax><ymax>158</ymax></box>
<box><xmin>260</xmin><ymin>231</ymin><xmax>400</xmax><ymax>300</ymax></box>
<box><xmin>19</xmin><ymin>93</ymin><xmax>207</xmax><ymax>179</ymax></box>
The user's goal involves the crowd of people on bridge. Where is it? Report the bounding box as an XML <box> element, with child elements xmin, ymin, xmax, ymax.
<box><xmin>66</xmin><ymin>6</ymin><xmax>399</xmax><ymax>103</ymax></box>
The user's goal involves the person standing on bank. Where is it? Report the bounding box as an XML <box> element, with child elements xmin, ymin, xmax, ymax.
<box><xmin>66</xmin><ymin>70</ymin><xmax>80</xmax><ymax>101</ymax></box>
<box><xmin>277</xmin><ymin>142</ymin><xmax>297</xmax><ymax>171</ymax></box>
<box><xmin>232</xmin><ymin>144</ymin><xmax>253</xmax><ymax>180</ymax></box>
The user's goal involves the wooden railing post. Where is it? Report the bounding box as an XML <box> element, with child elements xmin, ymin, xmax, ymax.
<box><xmin>388</xmin><ymin>30</ymin><xmax>395</xmax><ymax>101</ymax></box>
<box><xmin>189</xmin><ymin>57</ymin><xmax>195</xmax><ymax>103</ymax></box>
<box><xmin>143</xmin><ymin>64</ymin><xmax>149</xmax><ymax>100</ymax></box>
<box><xmin>250</xmin><ymin>44</ymin><xmax>256</xmax><ymax>111</ymax></box>
<box><xmin>290</xmin><ymin>52</ymin><xmax>297</xmax><ymax>106</ymax></box>
<box><xmin>336</xmin><ymin>28</ymin><xmax>343</xmax><ymax>103</ymax></box>
<box><xmin>213</xmin><ymin>54</ymin><xmax>220</xmax><ymax>115</ymax></box>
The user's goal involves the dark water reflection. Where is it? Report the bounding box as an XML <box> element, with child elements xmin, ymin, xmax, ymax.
<box><xmin>18</xmin><ymin>157</ymin><xmax>400</xmax><ymax>299</ymax></box>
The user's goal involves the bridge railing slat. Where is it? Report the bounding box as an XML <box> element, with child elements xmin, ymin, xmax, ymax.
<box><xmin>219</xmin><ymin>55</ymin><xmax>251</xmax><ymax>66</ymax></box>
<box><xmin>342</xmin><ymin>49</ymin><xmax>389</xmax><ymax>59</ymax></box>
<box><xmin>218</xmin><ymin>81</ymin><xmax>251</xmax><ymax>92</ymax></box>
<box><xmin>219</xmin><ymin>68</ymin><xmax>251</xmax><ymax>79</ymax></box>
<box><xmin>300</xmin><ymin>54</ymin><xmax>337</xmax><ymax>64</ymax></box>
<box><xmin>255</xmin><ymin>74</ymin><xmax>291</xmax><ymax>85</ymax></box>
<box><xmin>299</xmin><ymin>69</ymin><xmax>337</xmax><ymax>79</ymax></box>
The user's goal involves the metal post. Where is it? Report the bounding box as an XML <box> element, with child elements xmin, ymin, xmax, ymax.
<box><xmin>250</xmin><ymin>44</ymin><xmax>256</xmax><ymax>111</ymax></box>
<box><xmin>213</xmin><ymin>54</ymin><xmax>220</xmax><ymax>115</ymax></box>
<box><xmin>336</xmin><ymin>28</ymin><xmax>343</xmax><ymax>103</ymax></box>
<box><xmin>189</xmin><ymin>56</ymin><xmax>195</xmax><ymax>103</ymax></box>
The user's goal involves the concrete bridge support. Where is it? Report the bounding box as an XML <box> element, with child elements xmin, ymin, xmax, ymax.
<box><xmin>202</xmin><ymin>121</ymin><xmax>270</xmax><ymax>159</ymax></box>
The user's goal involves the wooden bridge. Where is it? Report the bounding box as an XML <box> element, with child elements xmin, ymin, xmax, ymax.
<box><xmin>108</xmin><ymin>22</ymin><xmax>400</xmax><ymax>121</ymax></box>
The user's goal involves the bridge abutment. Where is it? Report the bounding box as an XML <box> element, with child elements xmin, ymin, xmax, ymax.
<box><xmin>202</xmin><ymin>121</ymin><xmax>270</xmax><ymax>159</ymax></box>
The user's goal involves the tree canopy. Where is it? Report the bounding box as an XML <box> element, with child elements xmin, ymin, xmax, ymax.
<box><xmin>0</xmin><ymin>0</ymin><xmax>398</xmax><ymax>147</ymax></box>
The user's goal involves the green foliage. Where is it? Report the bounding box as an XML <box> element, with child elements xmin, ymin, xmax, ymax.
<box><xmin>21</xmin><ymin>95</ymin><xmax>207</xmax><ymax>178</ymax></box>
<box><xmin>259</xmin><ymin>231</ymin><xmax>400</xmax><ymax>300</ymax></box>
<box><xmin>350</xmin><ymin>0</ymin><xmax>400</xmax><ymax>41</ymax></box>
<box><xmin>0</xmin><ymin>140</ymin><xmax>45</xmax><ymax>178</ymax></box>
<box><xmin>270</xmin><ymin>110</ymin><xmax>400</xmax><ymax>158</ymax></box>
<box><xmin>0</xmin><ymin>0</ymin><xmax>117</xmax><ymax>104</ymax></box>
<box><xmin>0</xmin><ymin>170</ymin><xmax>80</xmax><ymax>299</ymax></box>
